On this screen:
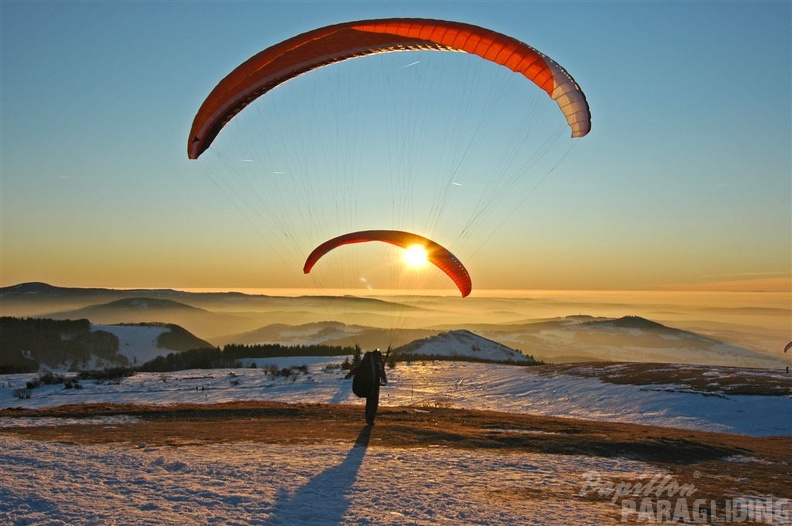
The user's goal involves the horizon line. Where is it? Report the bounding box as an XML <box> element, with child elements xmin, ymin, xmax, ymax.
<box><xmin>3</xmin><ymin>281</ymin><xmax>788</xmax><ymax>297</ymax></box>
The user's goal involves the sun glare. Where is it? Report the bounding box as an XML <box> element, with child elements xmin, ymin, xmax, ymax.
<box><xmin>403</xmin><ymin>244</ymin><xmax>429</xmax><ymax>268</ymax></box>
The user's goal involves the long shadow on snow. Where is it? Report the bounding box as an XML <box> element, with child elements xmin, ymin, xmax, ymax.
<box><xmin>266</xmin><ymin>425</ymin><xmax>371</xmax><ymax>525</ymax></box>
<box><xmin>330</xmin><ymin>379</ymin><xmax>353</xmax><ymax>404</ymax></box>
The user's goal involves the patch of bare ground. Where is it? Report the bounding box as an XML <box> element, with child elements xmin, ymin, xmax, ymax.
<box><xmin>1</xmin><ymin>400</ymin><xmax>790</xmax><ymax>514</ymax></box>
<box><xmin>539</xmin><ymin>361</ymin><xmax>792</xmax><ymax>396</ymax></box>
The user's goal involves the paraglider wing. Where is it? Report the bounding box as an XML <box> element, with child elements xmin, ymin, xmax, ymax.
<box><xmin>188</xmin><ymin>18</ymin><xmax>591</xmax><ymax>159</ymax></box>
<box><xmin>785</xmin><ymin>341</ymin><xmax>792</xmax><ymax>353</ymax></box>
<box><xmin>303</xmin><ymin>230</ymin><xmax>472</xmax><ymax>297</ymax></box>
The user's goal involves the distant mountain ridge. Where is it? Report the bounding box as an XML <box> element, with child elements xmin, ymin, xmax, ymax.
<box><xmin>472</xmin><ymin>315</ymin><xmax>786</xmax><ymax>368</ymax></box>
<box><xmin>1</xmin><ymin>282</ymin><xmax>786</xmax><ymax>369</ymax></box>
<box><xmin>0</xmin><ymin>282</ymin><xmax>198</xmax><ymax>304</ymax></box>
<box><xmin>0</xmin><ymin>282</ymin><xmax>417</xmax><ymax>338</ymax></box>
<box><xmin>0</xmin><ymin>282</ymin><xmax>410</xmax><ymax>309</ymax></box>
<box><xmin>53</xmin><ymin>297</ymin><xmax>208</xmax><ymax>314</ymax></box>
<box><xmin>584</xmin><ymin>315</ymin><xmax>669</xmax><ymax>330</ymax></box>
<box><xmin>37</xmin><ymin>296</ymin><xmax>251</xmax><ymax>340</ymax></box>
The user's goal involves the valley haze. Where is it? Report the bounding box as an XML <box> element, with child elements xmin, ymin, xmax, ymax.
<box><xmin>1</xmin><ymin>282</ymin><xmax>789</xmax><ymax>369</ymax></box>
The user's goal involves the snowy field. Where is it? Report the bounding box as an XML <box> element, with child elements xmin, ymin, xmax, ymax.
<box><xmin>1</xmin><ymin>359</ymin><xmax>790</xmax><ymax>525</ymax></box>
<box><xmin>2</xmin><ymin>358</ymin><xmax>790</xmax><ymax>436</ymax></box>
<box><xmin>1</xmin><ymin>434</ymin><xmax>665</xmax><ymax>525</ymax></box>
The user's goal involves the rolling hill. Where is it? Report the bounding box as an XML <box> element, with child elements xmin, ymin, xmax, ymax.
<box><xmin>466</xmin><ymin>315</ymin><xmax>787</xmax><ymax>368</ymax></box>
<box><xmin>393</xmin><ymin>329</ymin><xmax>538</xmax><ymax>364</ymax></box>
<box><xmin>41</xmin><ymin>297</ymin><xmax>256</xmax><ymax>339</ymax></box>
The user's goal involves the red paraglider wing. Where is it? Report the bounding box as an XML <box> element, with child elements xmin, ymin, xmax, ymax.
<box><xmin>303</xmin><ymin>230</ymin><xmax>472</xmax><ymax>297</ymax></box>
<box><xmin>785</xmin><ymin>341</ymin><xmax>792</xmax><ymax>353</ymax></box>
<box><xmin>188</xmin><ymin>18</ymin><xmax>591</xmax><ymax>159</ymax></box>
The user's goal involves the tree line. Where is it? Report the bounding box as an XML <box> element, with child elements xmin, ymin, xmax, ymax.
<box><xmin>223</xmin><ymin>343</ymin><xmax>359</xmax><ymax>359</ymax></box>
<box><xmin>138</xmin><ymin>343</ymin><xmax>359</xmax><ymax>373</ymax></box>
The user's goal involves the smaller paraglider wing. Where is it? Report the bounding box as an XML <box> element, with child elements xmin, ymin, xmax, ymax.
<box><xmin>303</xmin><ymin>229</ymin><xmax>472</xmax><ymax>297</ymax></box>
<box><xmin>784</xmin><ymin>341</ymin><xmax>792</xmax><ymax>353</ymax></box>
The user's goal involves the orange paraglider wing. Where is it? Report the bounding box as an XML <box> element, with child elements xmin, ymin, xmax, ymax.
<box><xmin>188</xmin><ymin>18</ymin><xmax>591</xmax><ymax>159</ymax></box>
<box><xmin>303</xmin><ymin>230</ymin><xmax>472</xmax><ymax>297</ymax></box>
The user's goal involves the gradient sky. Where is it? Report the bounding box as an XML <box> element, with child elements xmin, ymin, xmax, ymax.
<box><xmin>1</xmin><ymin>1</ymin><xmax>790</xmax><ymax>293</ymax></box>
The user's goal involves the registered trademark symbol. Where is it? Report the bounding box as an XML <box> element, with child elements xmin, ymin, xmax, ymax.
<box><xmin>693</xmin><ymin>471</ymin><xmax>701</xmax><ymax>478</ymax></box>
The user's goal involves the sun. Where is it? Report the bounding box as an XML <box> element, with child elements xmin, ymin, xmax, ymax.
<box><xmin>403</xmin><ymin>244</ymin><xmax>429</xmax><ymax>268</ymax></box>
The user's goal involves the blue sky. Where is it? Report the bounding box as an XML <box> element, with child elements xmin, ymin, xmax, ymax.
<box><xmin>1</xmin><ymin>1</ymin><xmax>790</xmax><ymax>293</ymax></box>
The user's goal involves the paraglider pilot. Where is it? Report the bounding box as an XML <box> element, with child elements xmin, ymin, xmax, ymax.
<box><xmin>347</xmin><ymin>348</ymin><xmax>388</xmax><ymax>425</ymax></box>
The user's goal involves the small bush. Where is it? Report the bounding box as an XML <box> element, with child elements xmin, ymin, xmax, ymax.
<box><xmin>78</xmin><ymin>367</ymin><xmax>135</xmax><ymax>383</ymax></box>
<box><xmin>12</xmin><ymin>388</ymin><xmax>31</xmax><ymax>399</ymax></box>
<box><xmin>64</xmin><ymin>378</ymin><xmax>81</xmax><ymax>389</ymax></box>
<box><xmin>262</xmin><ymin>364</ymin><xmax>309</xmax><ymax>380</ymax></box>
<box><xmin>38</xmin><ymin>371</ymin><xmax>66</xmax><ymax>385</ymax></box>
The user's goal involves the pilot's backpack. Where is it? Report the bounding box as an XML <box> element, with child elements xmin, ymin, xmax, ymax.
<box><xmin>352</xmin><ymin>351</ymin><xmax>377</xmax><ymax>398</ymax></box>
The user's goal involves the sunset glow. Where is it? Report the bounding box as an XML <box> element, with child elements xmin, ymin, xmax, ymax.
<box><xmin>402</xmin><ymin>245</ymin><xmax>429</xmax><ymax>268</ymax></box>
<box><xmin>0</xmin><ymin>3</ymin><xmax>788</xmax><ymax>296</ymax></box>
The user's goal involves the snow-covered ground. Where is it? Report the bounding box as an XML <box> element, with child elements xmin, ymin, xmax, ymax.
<box><xmin>2</xmin><ymin>357</ymin><xmax>790</xmax><ymax>436</ymax></box>
<box><xmin>0</xmin><ymin>357</ymin><xmax>792</xmax><ymax>436</ymax></box>
<box><xmin>2</xmin><ymin>359</ymin><xmax>790</xmax><ymax>525</ymax></box>
<box><xmin>1</xmin><ymin>434</ymin><xmax>665</xmax><ymax>525</ymax></box>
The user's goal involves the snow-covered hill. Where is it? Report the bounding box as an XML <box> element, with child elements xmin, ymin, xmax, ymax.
<box><xmin>395</xmin><ymin>329</ymin><xmax>536</xmax><ymax>363</ymax></box>
<box><xmin>92</xmin><ymin>324</ymin><xmax>211</xmax><ymax>366</ymax></box>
